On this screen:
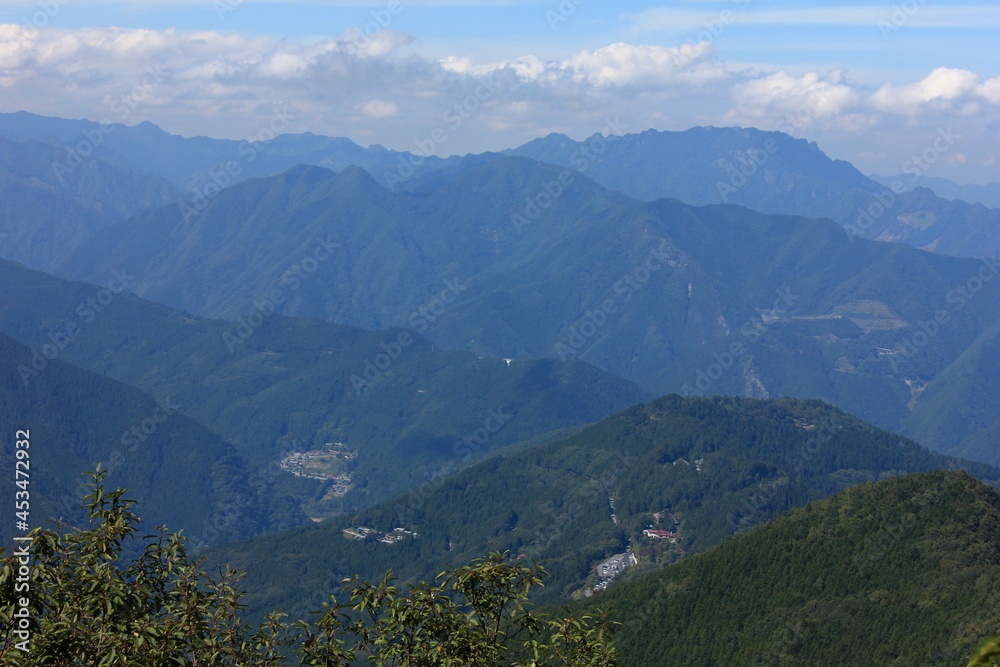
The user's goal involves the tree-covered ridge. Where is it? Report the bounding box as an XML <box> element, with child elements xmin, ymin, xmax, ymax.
<box><xmin>0</xmin><ymin>472</ymin><xmax>618</xmax><ymax>666</ymax></box>
<box><xmin>0</xmin><ymin>258</ymin><xmax>650</xmax><ymax>513</ymax></box>
<box><xmin>202</xmin><ymin>395</ymin><xmax>1000</xmax><ymax>622</ymax></box>
<box><xmin>0</xmin><ymin>333</ymin><xmax>302</xmax><ymax>549</ymax></box>
<box><xmin>570</xmin><ymin>470</ymin><xmax>1000</xmax><ymax>666</ymax></box>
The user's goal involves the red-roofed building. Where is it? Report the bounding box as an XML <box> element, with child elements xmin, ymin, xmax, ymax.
<box><xmin>643</xmin><ymin>529</ymin><xmax>676</xmax><ymax>539</ymax></box>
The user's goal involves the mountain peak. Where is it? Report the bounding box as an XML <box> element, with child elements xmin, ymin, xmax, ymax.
<box><xmin>333</xmin><ymin>163</ymin><xmax>382</xmax><ymax>190</ymax></box>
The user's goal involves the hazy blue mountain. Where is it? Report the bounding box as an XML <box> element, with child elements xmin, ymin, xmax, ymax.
<box><xmin>508</xmin><ymin>126</ymin><xmax>1000</xmax><ymax>259</ymax></box>
<box><xmin>871</xmin><ymin>172</ymin><xmax>1000</xmax><ymax>209</ymax></box>
<box><xmin>52</xmin><ymin>158</ymin><xmax>1000</xmax><ymax>466</ymax></box>
<box><xmin>899</xmin><ymin>320</ymin><xmax>1000</xmax><ymax>464</ymax></box>
<box><xmin>0</xmin><ymin>258</ymin><xmax>651</xmax><ymax>512</ymax></box>
<box><xmin>9</xmin><ymin>110</ymin><xmax>998</xmax><ymax>261</ymax></box>
<box><xmin>0</xmin><ymin>135</ymin><xmax>181</xmax><ymax>269</ymax></box>
<box><xmin>0</xmin><ymin>110</ymin><xmax>443</xmax><ymax>191</ymax></box>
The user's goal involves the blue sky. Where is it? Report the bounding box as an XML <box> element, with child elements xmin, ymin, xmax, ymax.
<box><xmin>0</xmin><ymin>1</ymin><xmax>998</xmax><ymax>181</ymax></box>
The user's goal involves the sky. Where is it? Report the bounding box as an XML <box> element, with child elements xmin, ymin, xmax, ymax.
<box><xmin>0</xmin><ymin>0</ymin><xmax>998</xmax><ymax>183</ymax></box>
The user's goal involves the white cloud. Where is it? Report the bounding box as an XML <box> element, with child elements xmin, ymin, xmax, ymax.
<box><xmin>627</xmin><ymin>5</ymin><xmax>1000</xmax><ymax>32</ymax></box>
<box><xmin>357</xmin><ymin>98</ymin><xmax>398</xmax><ymax>117</ymax></box>
<box><xmin>976</xmin><ymin>75</ymin><xmax>1000</xmax><ymax>105</ymax></box>
<box><xmin>725</xmin><ymin>69</ymin><xmax>859</xmax><ymax>126</ymax></box>
<box><xmin>871</xmin><ymin>67</ymin><xmax>983</xmax><ymax>115</ymax></box>
<box><xmin>0</xmin><ymin>23</ymin><xmax>998</xmax><ymax>181</ymax></box>
<box><xmin>561</xmin><ymin>41</ymin><xmax>727</xmax><ymax>88</ymax></box>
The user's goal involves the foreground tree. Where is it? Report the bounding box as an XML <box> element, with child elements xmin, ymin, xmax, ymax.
<box><xmin>1</xmin><ymin>470</ymin><xmax>617</xmax><ymax>666</ymax></box>
<box><xmin>970</xmin><ymin>635</ymin><xmax>1000</xmax><ymax>667</ymax></box>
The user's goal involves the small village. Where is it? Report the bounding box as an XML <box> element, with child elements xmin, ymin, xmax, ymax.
<box><xmin>279</xmin><ymin>443</ymin><xmax>356</xmax><ymax>498</ymax></box>
<box><xmin>343</xmin><ymin>526</ymin><xmax>418</xmax><ymax>545</ymax></box>
<box><xmin>585</xmin><ymin>509</ymin><xmax>682</xmax><ymax>596</ymax></box>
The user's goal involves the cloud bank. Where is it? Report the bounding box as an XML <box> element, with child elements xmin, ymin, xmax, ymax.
<box><xmin>1</xmin><ymin>23</ymin><xmax>998</xmax><ymax>180</ymax></box>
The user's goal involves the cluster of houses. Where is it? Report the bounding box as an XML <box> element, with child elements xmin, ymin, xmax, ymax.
<box><xmin>279</xmin><ymin>444</ymin><xmax>356</xmax><ymax>496</ymax></box>
<box><xmin>343</xmin><ymin>526</ymin><xmax>418</xmax><ymax>545</ymax></box>
<box><xmin>672</xmin><ymin>457</ymin><xmax>704</xmax><ymax>473</ymax></box>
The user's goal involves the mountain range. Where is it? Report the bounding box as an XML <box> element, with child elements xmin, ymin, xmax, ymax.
<box><xmin>1</xmin><ymin>111</ymin><xmax>998</xmax><ymax>266</ymax></box>
<box><xmin>507</xmin><ymin>126</ymin><xmax>1000</xmax><ymax>259</ymax></box>
<box><xmin>871</xmin><ymin>172</ymin><xmax>1000</xmax><ymax>209</ymax></box>
<box><xmin>201</xmin><ymin>395</ymin><xmax>1000</xmax><ymax>622</ymax></box>
<box><xmin>0</xmin><ymin>257</ymin><xmax>649</xmax><ymax>513</ymax></box>
<box><xmin>3</xmin><ymin>110</ymin><xmax>1000</xmax><ymax>664</ymax></box>
<box><xmin>35</xmin><ymin>155</ymin><xmax>1000</xmax><ymax>467</ymax></box>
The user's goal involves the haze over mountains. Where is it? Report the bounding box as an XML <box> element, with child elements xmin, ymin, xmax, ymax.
<box><xmin>3</xmin><ymin>110</ymin><xmax>1000</xmax><ymax>665</ymax></box>
<box><xmin>3</xmin><ymin>111</ymin><xmax>1000</xmax><ymax>265</ymax></box>
<box><xmin>23</xmin><ymin>144</ymin><xmax>1000</xmax><ymax>467</ymax></box>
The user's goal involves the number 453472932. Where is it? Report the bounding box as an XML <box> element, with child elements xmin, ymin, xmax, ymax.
<box><xmin>15</xmin><ymin>429</ymin><xmax>30</xmax><ymax>529</ymax></box>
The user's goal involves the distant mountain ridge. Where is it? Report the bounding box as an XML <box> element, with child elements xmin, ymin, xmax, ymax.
<box><xmin>0</xmin><ymin>110</ymin><xmax>442</xmax><ymax>191</ymax></box>
<box><xmin>507</xmin><ymin>126</ymin><xmax>1000</xmax><ymax>259</ymax></box>
<box><xmin>2</xmin><ymin>112</ymin><xmax>998</xmax><ymax>261</ymax></box>
<box><xmin>871</xmin><ymin>172</ymin><xmax>1000</xmax><ymax>209</ymax></box>
<box><xmin>0</xmin><ymin>134</ymin><xmax>181</xmax><ymax>268</ymax></box>
<box><xmin>48</xmin><ymin>157</ymin><xmax>1000</xmax><ymax>467</ymax></box>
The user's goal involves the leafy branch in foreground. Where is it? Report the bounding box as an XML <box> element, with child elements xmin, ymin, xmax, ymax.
<box><xmin>1</xmin><ymin>470</ymin><xmax>618</xmax><ymax>666</ymax></box>
<box><xmin>969</xmin><ymin>634</ymin><xmax>1000</xmax><ymax>667</ymax></box>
